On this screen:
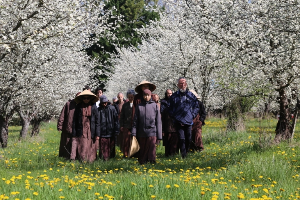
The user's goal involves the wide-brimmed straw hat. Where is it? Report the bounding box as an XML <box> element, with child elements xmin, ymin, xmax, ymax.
<box><xmin>189</xmin><ymin>89</ymin><xmax>201</xmax><ymax>100</ymax></box>
<box><xmin>135</xmin><ymin>80</ymin><xmax>156</xmax><ymax>93</ymax></box>
<box><xmin>75</xmin><ymin>90</ymin><xmax>99</xmax><ymax>104</ymax></box>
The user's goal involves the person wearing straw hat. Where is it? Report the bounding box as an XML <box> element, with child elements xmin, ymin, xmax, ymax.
<box><xmin>71</xmin><ymin>90</ymin><xmax>100</xmax><ymax>162</ymax></box>
<box><xmin>57</xmin><ymin>92</ymin><xmax>81</xmax><ymax>159</ymax></box>
<box><xmin>169</xmin><ymin>77</ymin><xmax>199</xmax><ymax>158</ymax></box>
<box><xmin>98</xmin><ymin>95</ymin><xmax>119</xmax><ymax>161</ymax></box>
<box><xmin>131</xmin><ymin>89</ymin><xmax>162</xmax><ymax>164</ymax></box>
<box><xmin>189</xmin><ymin>89</ymin><xmax>206</xmax><ymax>152</ymax></box>
<box><xmin>132</xmin><ymin>80</ymin><xmax>157</xmax><ymax>123</ymax></box>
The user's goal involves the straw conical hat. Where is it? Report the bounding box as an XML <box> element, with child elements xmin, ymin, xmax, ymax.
<box><xmin>189</xmin><ymin>89</ymin><xmax>201</xmax><ymax>100</ymax></box>
<box><xmin>135</xmin><ymin>80</ymin><xmax>156</xmax><ymax>93</ymax></box>
<box><xmin>75</xmin><ymin>90</ymin><xmax>99</xmax><ymax>104</ymax></box>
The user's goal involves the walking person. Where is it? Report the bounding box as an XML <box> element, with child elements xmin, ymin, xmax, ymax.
<box><xmin>115</xmin><ymin>92</ymin><xmax>126</xmax><ymax>148</ymax></box>
<box><xmin>131</xmin><ymin>89</ymin><xmax>162</xmax><ymax>164</ymax></box>
<box><xmin>98</xmin><ymin>95</ymin><xmax>119</xmax><ymax>161</ymax></box>
<box><xmin>71</xmin><ymin>90</ymin><xmax>99</xmax><ymax>162</ymax></box>
<box><xmin>169</xmin><ymin>78</ymin><xmax>199</xmax><ymax>158</ymax></box>
<box><xmin>119</xmin><ymin>89</ymin><xmax>135</xmax><ymax>157</ymax></box>
<box><xmin>57</xmin><ymin>92</ymin><xmax>81</xmax><ymax>159</ymax></box>
<box><xmin>189</xmin><ymin>90</ymin><xmax>206</xmax><ymax>152</ymax></box>
<box><xmin>94</xmin><ymin>87</ymin><xmax>104</xmax><ymax>108</ymax></box>
<box><xmin>160</xmin><ymin>89</ymin><xmax>178</xmax><ymax>157</ymax></box>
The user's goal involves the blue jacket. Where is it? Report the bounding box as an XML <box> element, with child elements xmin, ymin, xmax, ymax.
<box><xmin>169</xmin><ymin>90</ymin><xmax>200</xmax><ymax>125</ymax></box>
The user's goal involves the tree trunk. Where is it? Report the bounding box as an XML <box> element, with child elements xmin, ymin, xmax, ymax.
<box><xmin>31</xmin><ymin>118</ymin><xmax>42</xmax><ymax>136</ymax></box>
<box><xmin>226</xmin><ymin>98</ymin><xmax>245</xmax><ymax>132</ymax></box>
<box><xmin>275</xmin><ymin>88</ymin><xmax>292</xmax><ymax>142</ymax></box>
<box><xmin>0</xmin><ymin>115</ymin><xmax>9</xmax><ymax>148</ymax></box>
<box><xmin>17</xmin><ymin>111</ymin><xmax>32</xmax><ymax>139</ymax></box>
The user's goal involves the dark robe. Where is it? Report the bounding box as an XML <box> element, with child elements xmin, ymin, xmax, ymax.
<box><xmin>71</xmin><ymin>103</ymin><xmax>98</xmax><ymax>162</ymax></box>
<box><xmin>57</xmin><ymin>99</ymin><xmax>76</xmax><ymax>159</ymax></box>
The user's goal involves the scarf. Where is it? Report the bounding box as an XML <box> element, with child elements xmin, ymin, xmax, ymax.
<box><xmin>81</xmin><ymin>103</ymin><xmax>92</xmax><ymax>117</ymax></box>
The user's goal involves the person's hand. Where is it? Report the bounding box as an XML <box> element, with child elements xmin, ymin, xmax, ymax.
<box><xmin>96</xmin><ymin>136</ymin><xmax>100</xmax><ymax>140</ymax></box>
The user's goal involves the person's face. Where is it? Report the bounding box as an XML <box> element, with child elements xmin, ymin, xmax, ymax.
<box><xmin>177</xmin><ymin>79</ymin><xmax>187</xmax><ymax>90</ymax></box>
<box><xmin>143</xmin><ymin>94</ymin><xmax>151</xmax><ymax>102</ymax></box>
<box><xmin>141</xmin><ymin>84</ymin><xmax>150</xmax><ymax>91</ymax></box>
<box><xmin>166</xmin><ymin>90</ymin><xmax>172</xmax><ymax>98</ymax></box>
<box><xmin>127</xmin><ymin>94</ymin><xmax>134</xmax><ymax>103</ymax></box>
<box><xmin>96</xmin><ymin>90</ymin><xmax>103</xmax><ymax>98</ymax></box>
<box><xmin>117</xmin><ymin>93</ymin><xmax>123</xmax><ymax>102</ymax></box>
<box><xmin>82</xmin><ymin>96</ymin><xmax>91</xmax><ymax>104</ymax></box>
<box><xmin>101</xmin><ymin>102</ymin><xmax>108</xmax><ymax>107</ymax></box>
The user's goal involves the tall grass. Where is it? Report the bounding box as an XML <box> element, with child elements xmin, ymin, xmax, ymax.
<box><xmin>1</xmin><ymin>118</ymin><xmax>300</xmax><ymax>200</ymax></box>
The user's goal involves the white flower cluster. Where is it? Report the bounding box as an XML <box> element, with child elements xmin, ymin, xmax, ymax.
<box><xmin>106</xmin><ymin>0</ymin><xmax>300</xmax><ymax>113</ymax></box>
<box><xmin>0</xmin><ymin>0</ymin><xmax>110</xmax><ymax>139</ymax></box>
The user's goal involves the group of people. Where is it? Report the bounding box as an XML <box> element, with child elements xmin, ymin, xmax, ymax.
<box><xmin>57</xmin><ymin>78</ymin><xmax>206</xmax><ymax>164</ymax></box>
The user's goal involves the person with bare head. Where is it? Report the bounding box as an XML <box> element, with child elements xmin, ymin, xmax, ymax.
<box><xmin>119</xmin><ymin>89</ymin><xmax>135</xmax><ymax>157</ymax></box>
<box><xmin>57</xmin><ymin>92</ymin><xmax>81</xmax><ymax>159</ymax></box>
<box><xmin>95</xmin><ymin>87</ymin><xmax>104</xmax><ymax>108</ymax></box>
<box><xmin>83</xmin><ymin>85</ymin><xmax>91</xmax><ymax>91</ymax></box>
<box><xmin>160</xmin><ymin>89</ymin><xmax>178</xmax><ymax>157</ymax></box>
<box><xmin>169</xmin><ymin>77</ymin><xmax>199</xmax><ymax>158</ymax></box>
<box><xmin>152</xmin><ymin>94</ymin><xmax>160</xmax><ymax>110</ymax></box>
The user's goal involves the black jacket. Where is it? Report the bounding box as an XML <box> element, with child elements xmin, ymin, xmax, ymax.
<box><xmin>98</xmin><ymin>103</ymin><xmax>119</xmax><ymax>137</ymax></box>
<box><xmin>72</xmin><ymin>103</ymin><xmax>100</xmax><ymax>139</ymax></box>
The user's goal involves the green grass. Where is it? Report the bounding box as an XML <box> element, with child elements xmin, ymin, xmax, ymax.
<box><xmin>1</xmin><ymin>118</ymin><xmax>300</xmax><ymax>200</ymax></box>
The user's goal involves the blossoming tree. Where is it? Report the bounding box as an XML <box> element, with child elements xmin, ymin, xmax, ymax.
<box><xmin>0</xmin><ymin>0</ymin><xmax>108</xmax><ymax>147</ymax></box>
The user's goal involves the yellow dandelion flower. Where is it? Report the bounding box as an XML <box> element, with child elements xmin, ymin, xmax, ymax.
<box><xmin>149</xmin><ymin>185</ymin><xmax>154</xmax><ymax>188</ymax></box>
<box><xmin>174</xmin><ymin>184</ymin><xmax>179</xmax><ymax>188</ymax></box>
<box><xmin>263</xmin><ymin>188</ymin><xmax>269</xmax><ymax>194</ymax></box>
<box><xmin>131</xmin><ymin>182</ymin><xmax>137</xmax><ymax>186</ymax></box>
<box><xmin>59</xmin><ymin>196</ymin><xmax>65</xmax><ymax>199</ymax></box>
<box><xmin>151</xmin><ymin>195</ymin><xmax>156</xmax><ymax>198</ymax></box>
<box><xmin>280</xmin><ymin>188</ymin><xmax>285</xmax><ymax>191</ymax></box>
<box><xmin>33</xmin><ymin>192</ymin><xmax>38</xmax><ymax>196</ymax></box>
<box><xmin>166</xmin><ymin>185</ymin><xmax>171</xmax><ymax>188</ymax></box>
<box><xmin>58</xmin><ymin>189</ymin><xmax>63</xmax><ymax>192</ymax></box>
<box><xmin>237</xmin><ymin>193</ymin><xmax>245</xmax><ymax>199</ymax></box>
<box><xmin>95</xmin><ymin>193</ymin><xmax>100</xmax><ymax>196</ymax></box>
<box><xmin>201</xmin><ymin>191</ymin><xmax>205</xmax><ymax>195</ymax></box>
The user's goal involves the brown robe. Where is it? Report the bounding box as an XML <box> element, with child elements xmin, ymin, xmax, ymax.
<box><xmin>57</xmin><ymin>99</ymin><xmax>76</xmax><ymax>159</ymax></box>
<box><xmin>161</xmin><ymin>99</ymin><xmax>178</xmax><ymax>157</ymax></box>
<box><xmin>190</xmin><ymin>114</ymin><xmax>204</xmax><ymax>152</ymax></box>
<box><xmin>137</xmin><ymin>136</ymin><xmax>157</xmax><ymax>164</ymax></box>
<box><xmin>116</xmin><ymin>100</ymin><xmax>125</xmax><ymax>148</ymax></box>
<box><xmin>71</xmin><ymin>104</ymin><xmax>97</xmax><ymax>162</ymax></box>
<box><xmin>99</xmin><ymin>137</ymin><xmax>115</xmax><ymax>161</ymax></box>
<box><xmin>119</xmin><ymin>102</ymin><xmax>133</xmax><ymax>157</ymax></box>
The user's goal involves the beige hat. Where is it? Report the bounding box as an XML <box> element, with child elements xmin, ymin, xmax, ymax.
<box><xmin>135</xmin><ymin>80</ymin><xmax>156</xmax><ymax>93</ymax></box>
<box><xmin>189</xmin><ymin>89</ymin><xmax>201</xmax><ymax>100</ymax></box>
<box><xmin>74</xmin><ymin>90</ymin><xmax>99</xmax><ymax>104</ymax></box>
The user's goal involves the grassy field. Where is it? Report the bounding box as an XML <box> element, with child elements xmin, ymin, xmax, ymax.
<box><xmin>1</xmin><ymin>117</ymin><xmax>300</xmax><ymax>200</ymax></box>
